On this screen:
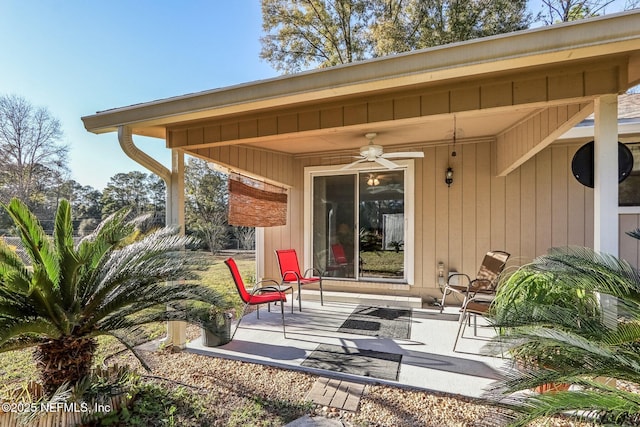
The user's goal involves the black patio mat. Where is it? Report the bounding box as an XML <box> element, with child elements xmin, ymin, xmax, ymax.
<box><xmin>301</xmin><ymin>343</ymin><xmax>402</xmax><ymax>381</ymax></box>
<box><xmin>337</xmin><ymin>305</ymin><xmax>412</xmax><ymax>340</ymax></box>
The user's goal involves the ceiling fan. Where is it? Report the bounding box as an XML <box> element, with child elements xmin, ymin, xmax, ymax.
<box><xmin>340</xmin><ymin>132</ymin><xmax>424</xmax><ymax>170</ymax></box>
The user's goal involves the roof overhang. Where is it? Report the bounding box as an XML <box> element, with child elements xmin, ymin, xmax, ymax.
<box><xmin>82</xmin><ymin>10</ymin><xmax>640</xmax><ymax>140</ymax></box>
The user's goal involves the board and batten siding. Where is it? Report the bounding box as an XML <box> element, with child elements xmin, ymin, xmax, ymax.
<box><xmin>198</xmin><ymin>140</ymin><xmax>608</xmax><ymax>302</ymax></box>
<box><xmin>413</xmin><ymin>141</ymin><xmax>594</xmax><ymax>301</ymax></box>
<box><xmin>620</xmin><ymin>214</ymin><xmax>640</xmax><ymax>268</ymax></box>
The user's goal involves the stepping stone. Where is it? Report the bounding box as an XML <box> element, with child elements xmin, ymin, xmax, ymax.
<box><xmin>306</xmin><ymin>377</ymin><xmax>365</xmax><ymax>412</ymax></box>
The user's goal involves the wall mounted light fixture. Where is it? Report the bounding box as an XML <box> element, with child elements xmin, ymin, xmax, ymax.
<box><xmin>445</xmin><ymin>167</ymin><xmax>453</xmax><ymax>187</ymax></box>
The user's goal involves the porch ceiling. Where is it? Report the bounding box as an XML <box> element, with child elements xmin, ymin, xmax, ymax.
<box><xmin>232</xmin><ymin>107</ymin><xmax>539</xmax><ymax>157</ymax></box>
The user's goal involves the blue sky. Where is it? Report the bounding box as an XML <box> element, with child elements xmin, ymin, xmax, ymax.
<box><xmin>0</xmin><ymin>1</ymin><xmax>632</xmax><ymax>190</ymax></box>
<box><xmin>0</xmin><ymin>1</ymin><xmax>276</xmax><ymax>189</ymax></box>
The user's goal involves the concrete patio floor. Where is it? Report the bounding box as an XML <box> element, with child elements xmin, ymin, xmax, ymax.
<box><xmin>185</xmin><ymin>296</ymin><xmax>510</xmax><ymax>399</ymax></box>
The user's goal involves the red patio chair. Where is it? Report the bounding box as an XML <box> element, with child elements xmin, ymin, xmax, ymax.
<box><xmin>225</xmin><ymin>257</ymin><xmax>291</xmax><ymax>339</ymax></box>
<box><xmin>324</xmin><ymin>243</ymin><xmax>355</xmax><ymax>277</ymax></box>
<box><xmin>331</xmin><ymin>243</ymin><xmax>349</xmax><ymax>265</ymax></box>
<box><xmin>275</xmin><ymin>249</ymin><xmax>324</xmax><ymax>310</ymax></box>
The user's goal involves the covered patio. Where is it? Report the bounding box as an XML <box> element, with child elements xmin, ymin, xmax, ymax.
<box><xmin>82</xmin><ymin>10</ymin><xmax>640</xmax><ymax>350</ymax></box>
<box><xmin>186</xmin><ymin>297</ymin><xmax>506</xmax><ymax>399</ymax></box>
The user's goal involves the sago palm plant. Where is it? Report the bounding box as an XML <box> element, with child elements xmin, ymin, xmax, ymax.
<box><xmin>0</xmin><ymin>198</ymin><xmax>224</xmax><ymax>396</ymax></box>
<box><xmin>489</xmin><ymin>244</ymin><xmax>640</xmax><ymax>426</ymax></box>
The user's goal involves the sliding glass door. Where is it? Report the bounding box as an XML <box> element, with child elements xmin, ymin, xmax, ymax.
<box><xmin>312</xmin><ymin>169</ymin><xmax>406</xmax><ymax>281</ymax></box>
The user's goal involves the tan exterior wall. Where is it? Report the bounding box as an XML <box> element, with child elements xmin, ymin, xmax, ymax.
<box><xmin>198</xmin><ymin>140</ymin><xmax>620</xmax><ymax>302</ymax></box>
<box><xmin>620</xmin><ymin>214</ymin><xmax>640</xmax><ymax>267</ymax></box>
<box><xmin>496</xmin><ymin>103</ymin><xmax>592</xmax><ymax>176</ymax></box>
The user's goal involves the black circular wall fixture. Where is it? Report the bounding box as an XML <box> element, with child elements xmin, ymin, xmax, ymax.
<box><xmin>571</xmin><ymin>141</ymin><xmax>633</xmax><ymax>188</ymax></box>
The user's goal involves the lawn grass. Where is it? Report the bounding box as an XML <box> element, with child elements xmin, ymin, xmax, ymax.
<box><xmin>360</xmin><ymin>250</ymin><xmax>404</xmax><ymax>276</ymax></box>
<box><xmin>0</xmin><ymin>252</ymin><xmax>256</xmax><ymax>390</ymax></box>
<box><xmin>195</xmin><ymin>251</ymin><xmax>256</xmax><ymax>315</ymax></box>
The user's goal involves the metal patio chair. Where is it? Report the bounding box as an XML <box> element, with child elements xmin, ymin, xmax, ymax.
<box><xmin>439</xmin><ymin>250</ymin><xmax>510</xmax><ymax>312</ymax></box>
<box><xmin>225</xmin><ymin>257</ymin><xmax>291</xmax><ymax>339</ymax></box>
<box><xmin>275</xmin><ymin>249</ymin><xmax>324</xmax><ymax>310</ymax></box>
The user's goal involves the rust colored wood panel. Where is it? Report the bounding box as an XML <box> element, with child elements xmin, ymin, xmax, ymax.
<box><xmin>551</xmin><ymin>146</ymin><xmax>569</xmax><ymax>248</ymax></box>
<box><xmin>535</xmin><ymin>149</ymin><xmax>552</xmax><ymax>254</ymax></box>
<box><xmin>394</xmin><ymin>96</ymin><xmax>421</xmax><ymax>119</ymax></box>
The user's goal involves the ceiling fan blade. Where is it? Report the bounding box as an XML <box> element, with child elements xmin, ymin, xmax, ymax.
<box><xmin>374</xmin><ymin>157</ymin><xmax>401</xmax><ymax>169</ymax></box>
<box><xmin>381</xmin><ymin>151</ymin><xmax>425</xmax><ymax>159</ymax></box>
<box><xmin>340</xmin><ymin>158</ymin><xmax>367</xmax><ymax>170</ymax></box>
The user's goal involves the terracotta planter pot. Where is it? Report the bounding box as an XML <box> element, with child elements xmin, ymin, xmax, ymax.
<box><xmin>534</xmin><ymin>382</ymin><xmax>570</xmax><ymax>393</ymax></box>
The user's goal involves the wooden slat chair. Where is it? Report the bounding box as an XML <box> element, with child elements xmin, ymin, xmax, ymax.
<box><xmin>453</xmin><ymin>296</ymin><xmax>493</xmax><ymax>352</ymax></box>
<box><xmin>439</xmin><ymin>250</ymin><xmax>510</xmax><ymax>312</ymax></box>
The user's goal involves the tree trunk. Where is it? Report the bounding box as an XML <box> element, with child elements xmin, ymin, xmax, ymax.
<box><xmin>34</xmin><ymin>336</ymin><xmax>97</xmax><ymax>396</ymax></box>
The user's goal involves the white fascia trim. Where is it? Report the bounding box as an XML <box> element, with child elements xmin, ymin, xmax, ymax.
<box><xmin>558</xmin><ymin>120</ymin><xmax>640</xmax><ymax>140</ymax></box>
